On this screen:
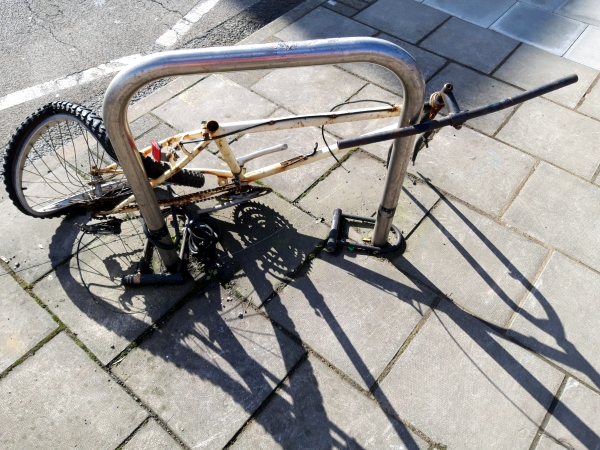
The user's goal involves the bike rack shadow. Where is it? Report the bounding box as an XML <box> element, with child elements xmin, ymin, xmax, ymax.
<box><xmin>47</xmin><ymin>197</ymin><xmax>422</xmax><ymax>448</ymax></box>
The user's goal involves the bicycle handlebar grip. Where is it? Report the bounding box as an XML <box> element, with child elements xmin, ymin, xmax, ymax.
<box><xmin>326</xmin><ymin>208</ymin><xmax>343</xmax><ymax>253</ymax></box>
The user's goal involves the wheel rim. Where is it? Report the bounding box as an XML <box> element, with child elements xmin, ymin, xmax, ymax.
<box><xmin>14</xmin><ymin>113</ymin><xmax>129</xmax><ymax>216</ymax></box>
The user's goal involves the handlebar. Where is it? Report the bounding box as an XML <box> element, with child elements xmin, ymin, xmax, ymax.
<box><xmin>337</xmin><ymin>74</ymin><xmax>578</xmax><ymax>150</ymax></box>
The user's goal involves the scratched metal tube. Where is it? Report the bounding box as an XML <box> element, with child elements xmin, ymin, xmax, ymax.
<box><xmin>103</xmin><ymin>37</ymin><xmax>425</xmax><ymax>264</ymax></box>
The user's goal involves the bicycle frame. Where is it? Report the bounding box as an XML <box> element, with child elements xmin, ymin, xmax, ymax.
<box><xmin>103</xmin><ymin>37</ymin><xmax>426</xmax><ymax>269</ymax></box>
<box><xmin>99</xmin><ymin>102</ymin><xmax>402</xmax><ymax>214</ymax></box>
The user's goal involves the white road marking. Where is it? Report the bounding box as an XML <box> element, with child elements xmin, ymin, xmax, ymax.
<box><xmin>0</xmin><ymin>0</ymin><xmax>222</xmax><ymax>111</ymax></box>
<box><xmin>0</xmin><ymin>54</ymin><xmax>144</xmax><ymax>112</ymax></box>
<box><xmin>155</xmin><ymin>0</ymin><xmax>221</xmax><ymax>48</ymax></box>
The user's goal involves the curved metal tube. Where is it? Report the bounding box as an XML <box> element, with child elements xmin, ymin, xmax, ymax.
<box><xmin>103</xmin><ymin>37</ymin><xmax>425</xmax><ymax>264</ymax></box>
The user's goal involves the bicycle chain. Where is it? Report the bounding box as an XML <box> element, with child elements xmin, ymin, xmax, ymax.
<box><xmin>89</xmin><ymin>183</ymin><xmax>271</xmax><ymax>220</ymax></box>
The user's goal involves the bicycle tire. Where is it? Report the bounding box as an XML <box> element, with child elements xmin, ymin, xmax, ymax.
<box><xmin>4</xmin><ymin>101</ymin><xmax>204</xmax><ymax>218</ymax></box>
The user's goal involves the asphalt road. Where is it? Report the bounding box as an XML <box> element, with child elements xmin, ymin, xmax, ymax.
<box><xmin>0</xmin><ymin>0</ymin><xmax>305</xmax><ymax>161</ymax></box>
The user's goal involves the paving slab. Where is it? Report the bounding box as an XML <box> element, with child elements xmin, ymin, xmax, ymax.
<box><xmin>375</xmin><ymin>299</ymin><xmax>564</xmax><ymax>450</ymax></box>
<box><xmin>427</xmin><ymin>63</ymin><xmax>518</xmax><ymax>136</ymax></box>
<box><xmin>497</xmin><ymin>98</ymin><xmax>600</xmax><ymax>179</ymax></box>
<box><xmin>578</xmin><ymin>78</ymin><xmax>600</xmax><ymax>121</ymax></box>
<box><xmin>298</xmin><ymin>151</ymin><xmax>440</xmax><ymax>240</ymax></box>
<box><xmin>323</xmin><ymin>0</ymin><xmax>358</xmax><ymax>17</ymax></box>
<box><xmin>424</xmin><ymin>0</ymin><xmax>515</xmax><ymax>28</ymax></box>
<box><xmin>153</xmin><ymin>75</ymin><xmax>278</xmax><ymax>133</ymax></box>
<box><xmin>128</xmin><ymin>75</ymin><xmax>207</xmax><ymax>122</ymax></box>
<box><xmin>232</xmin><ymin>355</ymin><xmax>429</xmax><ymax>449</ymax></box>
<box><xmin>391</xmin><ymin>199</ymin><xmax>548</xmax><ymax>327</ymax></box>
<box><xmin>122</xmin><ymin>419</ymin><xmax>181</xmax><ymax>450</ymax></box>
<box><xmin>537</xmin><ymin>434</ymin><xmax>571</xmax><ymax>449</ymax></box>
<box><xmin>502</xmin><ymin>162</ymin><xmax>600</xmax><ymax>272</ymax></box>
<box><xmin>33</xmin><ymin>218</ymin><xmax>194</xmax><ymax>365</ymax></box>
<box><xmin>556</xmin><ymin>0</ymin><xmax>600</xmax><ymax>27</ymax></box>
<box><xmin>355</xmin><ymin>0</ymin><xmax>450</xmax><ymax>44</ymax></box>
<box><xmin>540</xmin><ymin>378</ymin><xmax>600</xmax><ymax>450</ymax></box>
<box><xmin>410</xmin><ymin>126</ymin><xmax>536</xmax><ymax>216</ymax></box>
<box><xmin>337</xmin><ymin>34</ymin><xmax>446</xmax><ymax>98</ymax></box>
<box><xmin>233</xmin><ymin>108</ymin><xmax>338</xmax><ymax>201</ymax></box>
<box><xmin>251</xmin><ymin>65</ymin><xmax>366</xmax><ymax>115</ymax></box>
<box><xmin>0</xmin><ymin>267</ymin><xmax>57</xmax><ymax>372</ymax></box>
<box><xmin>129</xmin><ymin>114</ymin><xmax>161</xmax><ymax>140</ymax></box>
<box><xmin>134</xmin><ymin>122</ymin><xmax>180</xmax><ymax>150</ymax></box>
<box><xmin>113</xmin><ymin>284</ymin><xmax>305</xmax><ymax>450</ymax></box>
<box><xmin>491</xmin><ymin>2</ymin><xmax>587</xmax><ymax>56</ymax></box>
<box><xmin>324</xmin><ymin>83</ymin><xmax>401</xmax><ymax>159</ymax></box>
<box><xmin>264</xmin><ymin>249</ymin><xmax>436</xmax><ymax>389</ymax></box>
<box><xmin>508</xmin><ymin>252</ymin><xmax>600</xmax><ymax>390</ymax></box>
<box><xmin>214</xmin><ymin>193</ymin><xmax>328</xmax><ymax>305</ymax></box>
<box><xmin>0</xmin><ymin>332</ymin><xmax>146</xmax><ymax>449</ymax></box>
<box><xmin>0</xmin><ymin>200</ymin><xmax>86</xmax><ymax>284</ymax></box>
<box><xmin>564</xmin><ymin>25</ymin><xmax>600</xmax><ymax>71</ymax></box>
<box><xmin>421</xmin><ymin>17</ymin><xmax>518</xmax><ymax>74</ymax></box>
<box><xmin>520</xmin><ymin>0</ymin><xmax>565</xmax><ymax>11</ymax></box>
<box><xmin>275</xmin><ymin>7</ymin><xmax>376</xmax><ymax>41</ymax></box>
<box><xmin>493</xmin><ymin>44</ymin><xmax>598</xmax><ymax>108</ymax></box>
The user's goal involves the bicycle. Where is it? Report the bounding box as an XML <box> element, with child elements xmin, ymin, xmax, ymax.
<box><xmin>3</xmin><ymin>38</ymin><xmax>578</xmax><ymax>278</ymax></box>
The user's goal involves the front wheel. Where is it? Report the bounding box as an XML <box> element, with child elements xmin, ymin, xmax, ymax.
<box><xmin>3</xmin><ymin>101</ymin><xmax>130</xmax><ymax>218</ymax></box>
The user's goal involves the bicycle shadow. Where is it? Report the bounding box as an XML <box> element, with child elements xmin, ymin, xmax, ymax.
<box><xmin>47</xmin><ymin>198</ymin><xmax>423</xmax><ymax>448</ymax></box>
<box><xmin>47</xmin><ymin>187</ymin><xmax>600</xmax><ymax>448</ymax></box>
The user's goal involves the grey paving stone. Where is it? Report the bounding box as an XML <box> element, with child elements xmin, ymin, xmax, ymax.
<box><xmin>264</xmin><ymin>249</ymin><xmax>436</xmax><ymax>389</ymax></box>
<box><xmin>0</xmin><ymin>267</ymin><xmax>57</xmax><ymax>372</ymax></box>
<box><xmin>421</xmin><ymin>17</ymin><xmax>518</xmax><ymax>74</ymax></box>
<box><xmin>0</xmin><ymin>200</ymin><xmax>85</xmax><ymax>284</ymax></box>
<box><xmin>128</xmin><ymin>75</ymin><xmax>207</xmax><ymax>122</ymax></box>
<box><xmin>33</xmin><ymin>218</ymin><xmax>194</xmax><ymax>365</ymax></box>
<box><xmin>234</xmin><ymin>110</ymin><xmax>337</xmax><ymax>201</ymax></box>
<box><xmin>232</xmin><ymin>355</ymin><xmax>429</xmax><ymax>449</ymax></box>
<box><xmin>491</xmin><ymin>2</ymin><xmax>587</xmax><ymax>56</ymax></box>
<box><xmin>556</xmin><ymin>0</ymin><xmax>600</xmax><ymax>27</ymax></box>
<box><xmin>129</xmin><ymin>114</ymin><xmax>160</xmax><ymax>139</ymax></box>
<box><xmin>498</xmin><ymin>98</ymin><xmax>600</xmax><ymax>179</ymax></box>
<box><xmin>122</xmin><ymin>420</ymin><xmax>181</xmax><ymax>450</ymax></box>
<box><xmin>153</xmin><ymin>75</ymin><xmax>278</xmax><ymax>133</ymax></box>
<box><xmin>427</xmin><ymin>63</ymin><xmax>518</xmax><ymax>135</ymax></box>
<box><xmin>494</xmin><ymin>44</ymin><xmax>598</xmax><ymax>108</ymax></box>
<box><xmin>323</xmin><ymin>0</ymin><xmax>358</xmax><ymax>17</ymax></box>
<box><xmin>324</xmin><ymin>83</ymin><xmax>401</xmax><ymax>159</ymax></box>
<box><xmin>392</xmin><ymin>199</ymin><xmax>548</xmax><ymax>327</ymax></box>
<box><xmin>275</xmin><ymin>7</ymin><xmax>375</xmax><ymax>41</ymax></box>
<box><xmin>578</xmin><ymin>78</ymin><xmax>600</xmax><ymax>121</ymax></box>
<box><xmin>503</xmin><ymin>163</ymin><xmax>600</xmax><ymax>271</ymax></box>
<box><xmin>537</xmin><ymin>434</ymin><xmax>571</xmax><ymax>449</ymax></box>
<box><xmin>540</xmin><ymin>378</ymin><xmax>600</xmax><ymax>450</ymax></box>
<box><xmin>376</xmin><ymin>299</ymin><xmax>564</xmax><ymax>449</ymax></box>
<box><xmin>410</xmin><ymin>126</ymin><xmax>536</xmax><ymax>216</ymax></box>
<box><xmin>424</xmin><ymin>0</ymin><xmax>515</xmax><ymax>27</ymax></box>
<box><xmin>338</xmin><ymin>0</ymin><xmax>370</xmax><ymax>10</ymax></box>
<box><xmin>0</xmin><ymin>333</ymin><xmax>146</xmax><ymax>449</ymax></box>
<box><xmin>134</xmin><ymin>122</ymin><xmax>179</xmax><ymax>150</ymax></box>
<box><xmin>220</xmin><ymin>68</ymin><xmax>271</xmax><ymax>89</ymax></box>
<box><xmin>251</xmin><ymin>65</ymin><xmax>366</xmax><ymax>115</ymax></box>
<box><xmin>113</xmin><ymin>284</ymin><xmax>305</xmax><ymax>450</ymax></box>
<box><xmin>215</xmin><ymin>193</ymin><xmax>328</xmax><ymax>305</ymax></box>
<box><xmin>565</xmin><ymin>25</ymin><xmax>600</xmax><ymax>71</ymax></box>
<box><xmin>520</xmin><ymin>0</ymin><xmax>565</xmax><ymax>11</ymax></box>
<box><xmin>355</xmin><ymin>0</ymin><xmax>449</xmax><ymax>44</ymax></box>
<box><xmin>338</xmin><ymin>34</ymin><xmax>446</xmax><ymax>94</ymax></box>
<box><xmin>508</xmin><ymin>252</ymin><xmax>600</xmax><ymax>390</ymax></box>
<box><xmin>298</xmin><ymin>152</ymin><xmax>440</xmax><ymax>240</ymax></box>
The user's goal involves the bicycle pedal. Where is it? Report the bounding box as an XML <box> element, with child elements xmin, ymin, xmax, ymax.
<box><xmin>75</xmin><ymin>219</ymin><xmax>123</xmax><ymax>235</ymax></box>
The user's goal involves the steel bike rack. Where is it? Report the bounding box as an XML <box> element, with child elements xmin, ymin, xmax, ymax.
<box><xmin>103</xmin><ymin>37</ymin><xmax>426</xmax><ymax>271</ymax></box>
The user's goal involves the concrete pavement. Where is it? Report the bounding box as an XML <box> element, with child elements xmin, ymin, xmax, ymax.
<box><xmin>2</xmin><ymin>0</ymin><xmax>600</xmax><ymax>448</ymax></box>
